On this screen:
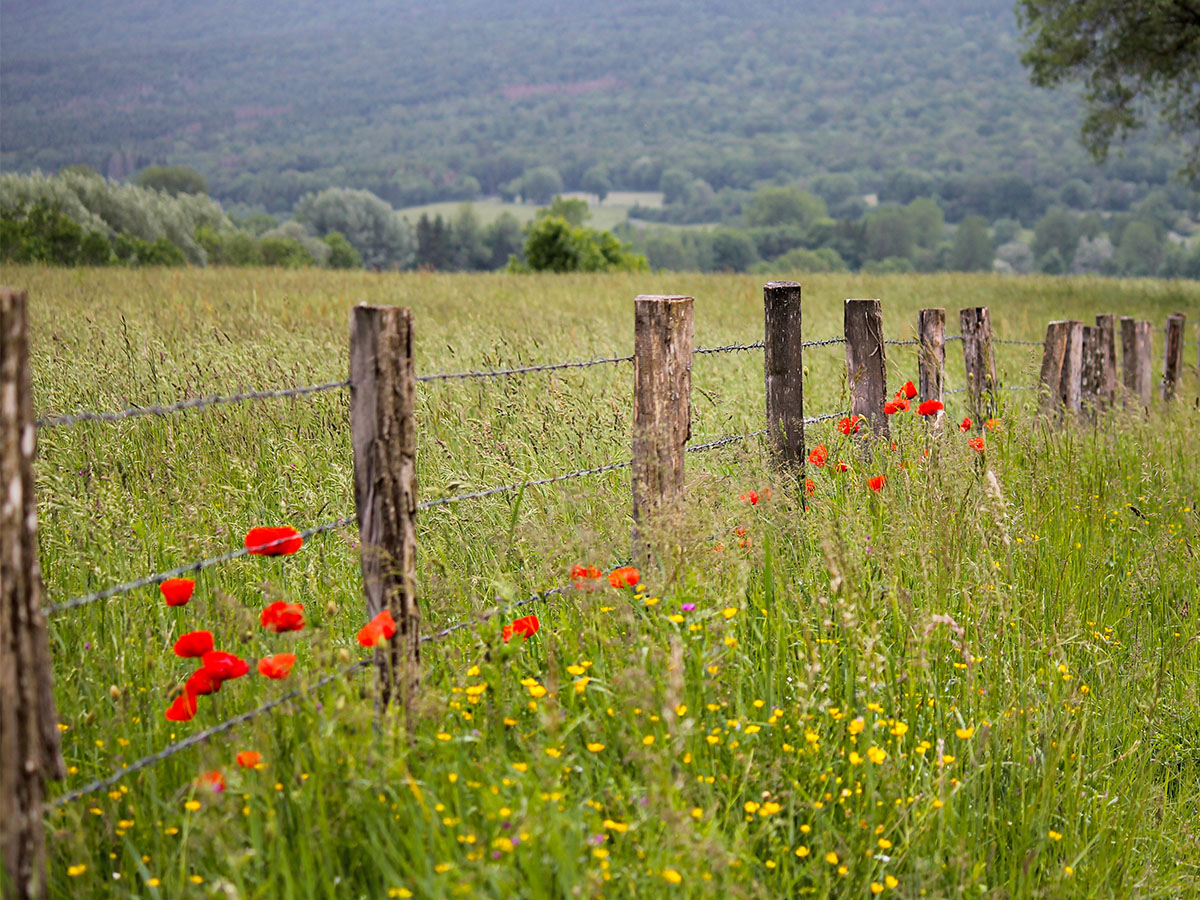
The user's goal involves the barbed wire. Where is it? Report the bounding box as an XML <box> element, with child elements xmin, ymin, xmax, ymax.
<box><xmin>687</xmin><ymin>430</ymin><xmax>768</xmax><ymax>453</ymax></box>
<box><xmin>693</xmin><ymin>341</ymin><xmax>764</xmax><ymax>355</ymax></box>
<box><xmin>806</xmin><ymin>410</ymin><xmax>852</xmax><ymax>424</ymax></box>
<box><xmin>45</xmin><ymin>517</ymin><xmax>355</xmax><ymax>617</ymax></box>
<box><xmin>884</xmin><ymin>339</ymin><xmax>919</xmax><ymax>347</ymax></box>
<box><xmin>803</xmin><ymin>337</ymin><xmax>846</xmax><ymax>348</ymax></box>
<box><xmin>35</xmin><ymin>381</ymin><xmax>351</xmax><ymax>431</ymax></box>
<box><xmin>417</xmin><ymin>355</ymin><xmax>633</xmax><ymax>382</ymax></box>
<box><xmin>419</xmin><ymin>461</ymin><xmax>634</xmax><ymax>511</ymax></box>
<box><xmin>993</xmin><ymin>338</ymin><xmax>1042</xmax><ymax>347</ymax></box>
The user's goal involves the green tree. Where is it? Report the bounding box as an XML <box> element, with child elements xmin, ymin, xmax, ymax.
<box><xmin>135</xmin><ymin>165</ymin><xmax>208</xmax><ymax>196</ymax></box>
<box><xmin>708</xmin><ymin>228</ymin><xmax>758</xmax><ymax>272</ymax></box>
<box><xmin>864</xmin><ymin>207</ymin><xmax>916</xmax><ymax>262</ymax></box>
<box><xmin>1032</xmin><ymin>207</ymin><xmax>1079</xmax><ymax>268</ymax></box>
<box><xmin>1017</xmin><ymin>0</ymin><xmax>1200</xmax><ymax>178</ymax></box>
<box><xmin>581</xmin><ymin>166</ymin><xmax>612</xmax><ymax>203</ymax></box>
<box><xmin>518</xmin><ymin>167</ymin><xmax>564</xmax><ymax>205</ymax></box>
<box><xmin>294</xmin><ymin>187</ymin><xmax>414</xmax><ymax>268</ymax></box>
<box><xmin>515</xmin><ymin>216</ymin><xmax>647</xmax><ymax>273</ymax></box>
<box><xmin>949</xmin><ymin>216</ymin><xmax>994</xmax><ymax>271</ymax></box>
<box><xmin>744</xmin><ymin>185</ymin><xmax>827</xmax><ymax>229</ymax></box>
<box><xmin>906</xmin><ymin>197</ymin><xmax>945</xmax><ymax>249</ymax></box>
<box><xmin>1112</xmin><ymin>220</ymin><xmax>1165</xmax><ymax>276</ymax></box>
<box><xmin>483</xmin><ymin>212</ymin><xmax>523</xmax><ymax>269</ymax></box>
<box><xmin>538</xmin><ymin>196</ymin><xmax>589</xmax><ymax>227</ymax></box>
<box><xmin>323</xmin><ymin>231</ymin><xmax>362</xmax><ymax>269</ymax></box>
<box><xmin>658</xmin><ymin>169</ymin><xmax>693</xmax><ymax>205</ymax></box>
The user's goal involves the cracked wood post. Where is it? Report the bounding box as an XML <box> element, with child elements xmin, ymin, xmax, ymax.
<box><xmin>1038</xmin><ymin>321</ymin><xmax>1070</xmax><ymax>416</ymax></box>
<box><xmin>632</xmin><ymin>295</ymin><xmax>692</xmax><ymax>566</ymax></box>
<box><xmin>1080</xmin><ymin>325</ymin><xmax>1101</xmax><ymax>418</ymax></box>
<box><xmin>1095</xmin><ymin>313</ymin><xmax>1117</xmax><ymax>409</ymax></box>
<box><xmin>763</xmin><ymin>282</ymin><xmax>804</xmax><ymax>472</ymax></box>
<box><xmin>1059</xmin><ymin>320</ymin><xmax>1084</xmax><ymax>413</ymax></box>
<box><xmin>844</xmin><ymin>299</ymin><xmax>888</xmax><ymax>438</ymax></box>
<box><xmin>1121</xmin><ymin>317</ymin><xmax>1154</xmax><ymax>410</ymax></box>
<box><xmin>350</xmin><ymin>305</ymin><xmax>418</xmax><ymax>726</ymax></box>
<box><xmin>959</xmin><ymin>307</ymin><xmax>997</xmax><ymax>424</ymax></box>
<box><xmin>917</xmin><ymin>308</ymin><xmax>945</xmax><ymax>430</ymax></box>
<box><xmin>1</xmin><ymin>288</ymin><xmax>65</xmax><ymax>900</ymax></box>
<box><xmin>1163</xmin><ymin>312</ymin><xmax>1186</xmax><ymax>402</ymax></box>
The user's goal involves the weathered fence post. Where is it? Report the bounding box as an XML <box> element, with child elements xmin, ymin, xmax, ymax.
<box><xmin>959</xmin><ymin>307</ymin><xmax>997</xmax><ymax>423</ymax></box>
<box><xmin>1120</xmin><ymin>317</ymin><xmax>1154</xmax><ymax>409</ymax></box>
<box><xmin>1163</xmin><ymin>313</ymin><xmax>1186</xmax><ymax>402</ymax></box>
<box><xmin>1059</xmin><ymin>320</ymin><xmax>1084</xmax><ymax>413</ymax></box>
<box><xmin>349</xmin><ymin>305</ymin><xmax>418</xmax><ymax>725</ymax></box>
<box><xmin>1095</xmin><ymin>314</ymin><xmax>1117</xmax><ymax>409</ymax></box>
<box><xmin>763</xmin><ymin>282</ymin><xmax>804</xmax><ymax>472</ymax></box>
<box><xmin>632</xmin><ymin>295</ymin><xmax>693</xmax><ymax>564</ymax></box>
<box><xmin>1</xmin><ymin>288</ymin><xmax>65</xmax><ymax>900</ymax></box>
<box><xmin>844</xmin><ymin>299</ymin><xmax>888</xmax><ymax>438</ymax></box>
<box><xmin>917</xmin><ymin>308</ymin><xmax>945</xmax><ymax>428</ymax></box>
<box><xmin>1080</xmin><ymin>325</ymin><xmax>1102</xmax><ymax>416</ymax></box>
<box><xmin>1038</xmin><ymin>320</ymin><xmax>1070</xmax><ymax>415</ymax></box>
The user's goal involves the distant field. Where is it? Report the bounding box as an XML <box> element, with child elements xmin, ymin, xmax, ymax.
<box><xmin>398</xmin><ymin>191</ymin><xmax>685</xmax><ymax>232</ymax></box>
<box><xmin>8</xmin><ymin>266</ymin><xmax>1200</xmax><ymax>899</ymax></box>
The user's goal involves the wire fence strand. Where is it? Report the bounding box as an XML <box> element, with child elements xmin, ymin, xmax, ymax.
<box><xmin>693</xmin><ymin>341</ymin><xmax>764</xmax><ymax>355</ymax></box>
<box><xmin>36</xmin><ymin>381</ymin><xmax>350</xmax><ymax>431</ymax></box>
<box><xmin>417</xmin><ymin>355</ymin><xmax>633</xmax><ymax>382</ymax></box>
<box><xmin>45</xmin><ymin>517</ymin><xmax>355</xmax><ymax>616</ymax></box>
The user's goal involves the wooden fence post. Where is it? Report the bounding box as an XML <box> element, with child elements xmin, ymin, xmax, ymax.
<box><xmin>1</xmin><ymin>288</ymin><xmax>65</xmax><ymax>900</ymax></box>
<box><xmin>844</xmin><ymin>299</ymin><xmax>888</xmax><ymax>438</ymax></box>
<box><xmin>959</xmin><ymin>307</ymin><xmax>997</xmax><ymax>423</ymax></box>
<box><xmin>1163</xmin><ymin>313</ymin><xmax>1186</xmax><ymax>402</ymax></box>
<box><xmin>1095</xmin><ymin>314</ymin><xmax>1117</xmax><ymax>409</ymax></box>
<box><xmin>1059</xmin><ymin>320</ymin><xmax>1084</xmax><ymax>413</ymax></box>
<box><xmin>1080</xmin><ymin>325</ymin><xmax>1101</xmax><ymax>416</ymax></box>
<box><xmin>763</xmin><ymin>282</ymin><xmax>804</xmax><ymax>471</ymax></box>
<box><xmin>349</xmin><ymin>305</ymin><xmax>418</xmax><ymax>724</ymax></box>
<box><xmin>1121</xmin><ymin>317</ymin><xmax>1154</xmax><ymax>409</ymax></box>
<box><xmin>632</xmin><ymin>295</ymin><xmax>693</xmax><ymax>564</ymax></box>
<box><xmin>1038</xmin><ymin>320</ymin><xmax>1070</xmax><ymax>415</ymax></box>
<box><xmin>917</xmin><ymin>308</ymin><xmax>945</xmax><ymax>428</ymax></box>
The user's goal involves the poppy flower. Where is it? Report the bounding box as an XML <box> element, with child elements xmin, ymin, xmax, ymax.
<box><xmin>257</xmin><ymin>653</ymin><xmax>296</xmax><ymax>680</ymax></box>
<box><xmin>174</xmin><ymin>630</ymin><xmax>214</xmax><ymax>659</ymax></box>
<box><xmin>808</xmin><ymin>444</ymin><xmax>828</xmax><ymax>467</ymax></box>
<box><xmin>883</xmin><ymin>398</ymin><xmax>909</xmax><ymax>414</ymax></box>
<box><xmin>236</xmin><ymin>751</ymin><xmax>262</xmax><ymax>769</ymax></box>
<box><xmin>868</xmin><ymin>475</ymin><xmax>887</xmax><ymax>492</ymax></box>
<box><xmin>160</xmin><ymin>578</ymin><xmax>195</xmax><ymax>607</ymax></box>
<box><xmin>200</xmin><ymin>651</ymin><xmax>250</xmax><ymax>682</ymax></box>
<box><xmin>959</xmin><ymin>417</ymin><xmax>972</xmax><ymax>432</ymax></box>
<box><xmin>835</xmin><ymin>460</ymin><xmax>850</xmax><ymax>473</ymax></box>
<box><xmin>244</xmin><ymin>526</ymin><xmax>303</xmax><ymax>556</ymax></box>
<box><xmin>901</xmin><ymin>380</ymin><xmax>917</xmax><ymax>400</ymax></box>
<box><xmin>357</xmin><ymin>609</ymin><xmax>398</xmax><ymax>648</ymax></box>
<box><xmin>260</xmin><ymin>601</ymin><xmax>305</xmax><ymax>633</ymax></box>
<box><xmin>185</xmin><ymin>667</ymin><xmax>222</xmax><ymax>697</ymax></box>
<box><xmin>805</xmin><ymin>478</ymin><xmax>815</xmax><ymax>497</ymax></box>
<box><xmin>917</xmin><ymin>400</ymin><xmax>944</xmax><ymax>416</ymax></box>
<box><xmin>165</xmin><ymin>692</ymin><xmax>198</xmax><ymax>722</ymax></box>
<box><xmin>968</xmin><ymin>436</ymin><xmax>985</xmax><ymax>453</ymax></box>
<box><xmin>984</xmin><ymin>418</ymin><xmax>1001</xmax><ymax>431</ymax></box>
<box><xmin>198</xmin><ymin>770</ymin><xmax>225</xmax><ymax>793</ymax></box>
<box><xmin>608</xmin><ymin>566</ymin><xmax>640</xmax><ymax>589</ymax></box>
<box><xmin>739</xmin><ymin>490</ymin><xmax>759</xmax><ymax>505</ymax></box>
<box><xmin>502</xmin><ymin>615</ymin><xmax>540</xmax><ymax>644</ymax></box>
<box><xmin>838</xmin><ymin>416</ymin><xmax>861</xmax><ymax>435</ymax></box>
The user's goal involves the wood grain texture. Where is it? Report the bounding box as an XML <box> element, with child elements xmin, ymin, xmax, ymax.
<box><xmin>1059</xmin><ymin>320</ymin><xmax>1084</xmax><ymax>412</ymax></box>
<box><xmin>1095</xmin><ymin>314</ymin><xmax>1117</xmax><ymax>409</ymax></box>
<box><xmin>1121</xmin><ymin>317</ymin><xmax>1154</xmax><ymax>409</ymax></box>
<box><xmin>1163</xmin><ymin>313</ymin><xmax>1185</xmax><ymax>402</ymax></box>
<box><xmin>350</xmin><ymin>305</ymin><xmax>418</xmax><ymax>720</ymax></box>
<box><xmin>917</xmin><ymin>308</ymin><xmax>945</xmax><ymax>430</ymax></box>
<box><xmin>844</xmin><ymin>299</ymin><xmax>888</xmax><ymax>438</ymax></box>
<box><xmin>1039</xmin><ymin>320</ymin><xmax>1069</xmax><ymax>415</ymax></box>
<box><xmin>1</xmin><ymin>288</ymin><xmax>64</xmax><ymax>900</ymax></box>
<box><xmin>959</xmin><ymin>307</ymin><xmax>997</xmax><ymax>422</ymax></box>
<box><xmin>763</xmin><ymin>282</ymin><xmax>804</xmax><ymax>470</ymax></box>
<box><xmin>1080</xmin><ymin>325</ymin><xmax>1101</xmax><ymax>417</ymax></box>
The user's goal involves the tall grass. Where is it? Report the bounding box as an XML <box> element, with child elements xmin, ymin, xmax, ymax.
<box><xmin>3</xmin><ymin>264</ymin><xmax>1199</xmax><ymax>898</ymax></box>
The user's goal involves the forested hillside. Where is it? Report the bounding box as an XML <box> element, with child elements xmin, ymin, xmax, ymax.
<box><xmin>2</xmin><ymin>0</ymin><xmax>1188</xmax><ymax>217</ymax></box>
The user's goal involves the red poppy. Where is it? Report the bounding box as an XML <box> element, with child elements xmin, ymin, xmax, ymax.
<box><xmin>805</xmin><ymin>478</ymin><xmax>815</xmax><ymax>497</ymax></box>
<box><xmin>244</xmin><ymin>526</ymin><xmax>303</xmax><ymax>556</ymax></box>
<box><xmin>260</xmin><ymin>601</ymin><xmax>305</xmax><ymax>633</ymax></box>
<box><xmin>160</xmin><ymin>578</ymin><xmax>195</xmax><ymax>607</ymax></box>
<box><xmin>200</xmin><ymin>651</ymin><xmax>250</xmax><ymax>682</ymax></box>
<box><xmin>959</xmin><ymin>417</ymin><xmax>972</xmax><ymax>432</ymax></box>
<box><xmin>739</xmin><ymin>490</ymin><xmax>759</xmax><ymax>505</ymax></box>
<box><xmin>608</xmin><ymin>566</ymin><xmax>640</xmax><ymax>589</ymax></box>
<box><xmin>807</xmin><ymin>443</ymin><xmax>828</xmax><ymax>467</ymax></box>
<box><xmin>174</xmin><ymin>630</ymin><xmax>214</xmax><ymax>659</ymax></box>
<box><xmin>917</xmin><ymin>400</ymin><xmax>944</xmax><ymax>416</ymax></box>
<box><xmin>236</xmin><ymin>750</ymin><xmax>262</xmax><ymax>769</ymax></box>
<box><xmin>198</xmin><ymin>770</ymin><xmax>225</xmax><ymax>793</ymax></box>
<box><xmin>165</xmin><ymin>692</ymin><xmax>198</xmax><ymax>722</ymax></box>
<box><xmin>984</xmin><ymin>418</ymin><xmax>1001</xmax><ymax>431</ymax></box>
<box><xmin>570</xmin><ymin>563</ymin><xmax>603</xmax><ymax>585</ymax></box>
<box><xmin>185</xmin><ymin>667</ymin><xmax>222</xmax><ymax>697</ymax></box>
<box><xmin>884</xmin><ymin>398</ymin><xmax>909</xmax><ymax>414</ymax></box>
<box><xmin>901</xmin><ymin>380</ymin><xmax>917</xmax><ymax>400</ymax></box>
<box><xmin>357</xmin><ymin>609</ymin><xmax>398</xmax><ymax>648</ymax></box>
<box><xmin>838</xmin><ymin>416</ymin><xmax>861</xmax><ymax>435</ymax></box>
<box><xmin>968</xmin><ymin>436</ymin><xmax>985</xmax><ymax>453</ymax></box>
<box><xmin>835</xmin><ymin>460</ymin><xmax>850</xmax><ymax>473</ymax></box>
<box><xmin>868</xmin><ymin>475</ymin><xmax>887</xmax><ymax>492</ymax></box>
<box><xmin>257</xmin><ymin>653</ymin><xmax>297</xmax><ymax>680</ymax></box>
<box><xmin>502</xmin><ymin>614</ymin><xmax>540</xmax><ymax>643</ymax></box>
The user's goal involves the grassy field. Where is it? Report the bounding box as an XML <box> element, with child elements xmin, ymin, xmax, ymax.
<box><xmin>5</xmin><ymin>265</ymin><xmax>1200</xmax><ymax>899</ymax></box>
<box><xmin>397</xmin><ymin>191</ymin><xmax>672</xmax><ymax>232</ymax></box>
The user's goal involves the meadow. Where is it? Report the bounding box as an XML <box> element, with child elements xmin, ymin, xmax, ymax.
<box><xmin>5</xmin><ymin>264</ymin><xmax>1200</xmax><ymax>899</ymax></box>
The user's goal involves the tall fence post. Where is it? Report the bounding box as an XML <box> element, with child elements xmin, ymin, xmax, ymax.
<box><xmin>959</xmin><ymin>307</ymin><xmax>997</xmax><ymax>424</ymax></box>
<box><xmin>1080</xmin><ymin>325</ymin><xmax>1101</xmax><ymax>416</ymax></box>
<box><xmin>1095</xmin><ymin>314</ymin><xmax>1117</xmax><ymax>409</ymax></box>
<box><xmin>349</xmin><ymin>305</ymin><xmax>418</xmax><ymax>726</ymax></box>
<box><xmin>1121</xmin><ymin>317</ymin><xmax>1154</xmax><ymax>410</ymax></box>
<box><xmin>632</xmin><ymin>295</ymin><xmax>693</xmax><ymax>565</ymax></box>
<box><xmin>1038</xmin><ymin>320</ymin><xmax>1070</xmax><ymax>416</ymax></box>
<box><xmin>763</xmin><ymin>282</ymin><xmax>804</xmax><ymax>472</ymax></box>
<box><xmin>1163</xmin><ymin>313</ymin><xmax>1186</xmax><ymax>402</ymax></box>
<box><xmin>1059</xmin><ymin>320</ymin><xmax>1084</xmax><ymax>413</ymax></box>
<box><xmin>1</xmin><ymin>288</ymin><xmax>65</xmax><ymax>900</ymax></box>
<box><xmin>844</xmin><ymin>299</ymin><xmax>888</xmax><ymax>438</ymax></box>
<box><xmin>917</xmin><ymin>308</ymin><xmax>945</xmax><ymax>429</ymax></box>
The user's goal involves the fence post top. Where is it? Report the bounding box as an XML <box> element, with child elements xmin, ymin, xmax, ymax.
<box><xmin>764</xmin><ymin>280</ymin><xmax>801</xmax><ymax>289</ymax></box>
<box><xmin>845</xmin><ymin>298</ymin><xmax>880</xmax><ymax>303</ymax></box>
<box><xmin>634</xmin><ymin>294</ymin><xmax>692</xmax><ymax>304</ymax></box>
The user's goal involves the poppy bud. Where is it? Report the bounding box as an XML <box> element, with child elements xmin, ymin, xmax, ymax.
<box><xmin>109</xmin><ymin>685</ymin><xmax>121</xmax><ymax>701</ymax></box>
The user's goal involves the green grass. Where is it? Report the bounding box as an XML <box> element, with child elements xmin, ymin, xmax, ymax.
<box><xmin>4</xmin><ymin>265</ymin><xmax>1200</xmax><ymax>899</ymax></box>
<box><xmin>397</xmin><ymin>192</ymin><xmax>680</xmax><ymax>232</ymax></box>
